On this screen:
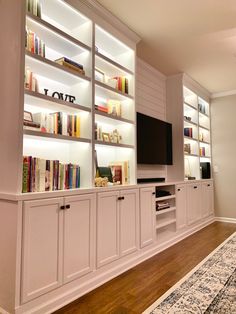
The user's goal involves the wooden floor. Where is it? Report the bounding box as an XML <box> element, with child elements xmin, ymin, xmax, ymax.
<box><xmin>54</xmin><ymin>222</ymin><xmax>236</xmax><ymax>314</ymax></box>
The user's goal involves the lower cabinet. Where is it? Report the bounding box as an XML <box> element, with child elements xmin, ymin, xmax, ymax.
<box><xmin>176</xmin><ymin>184</ymin><xmax>187</xmax><ymax>230</ymax></box>
<box><xmin>186</xmin><ymin>182</ymin><xmax>202</xmax><ymax>225</ymax></box>
<box><xmin>63</xmin><ymin>194</ymin><xmax>96</xmax><ymax>284</ymax></box>
<box><xmin>21</xmin><ymin>194</ymin><xmax>95</xmax><ymax>303</ymax></box>
<box><xmin>97</xmin><ymin>189</ymin><xmax>139</xmax><ymax>268</ymax></box>
<box><xmin>140</xmin><ymin>187</ymin><xmax>155</xmax><ymax>248</ymax></box>
<box><xmin>201</xmin><ymin>181</ymin><xmax>214</xmax><ymax>218</ymax></box>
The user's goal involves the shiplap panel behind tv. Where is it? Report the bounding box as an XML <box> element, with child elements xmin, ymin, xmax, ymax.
<box><xmin>136</xmin><ymin>58</ymin><xmax>167</xmax><ymax>179</ymax></box>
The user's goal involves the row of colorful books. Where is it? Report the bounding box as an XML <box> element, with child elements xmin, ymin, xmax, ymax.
<box><xmin>22</xmin><ymin>156</ymin><xmax>80</xmax><ymax>193</ymax></box>
<box><xmin>26</xmin><ymin>0</ymin><xmax>41</xmax><ymax>17</ymax></box>
<box><xmin>107</xmin><ymin>76</ymin><xmax>129</xmax><ymax>94</ymax></box>
<box><xmin>25</xmin><ymin>112</ymin><xmax>81</xmax><ymax>137</ymax></box>
<box><xmin>25</xmin><ymin>28</ymin><xmax>45</xmax><ymax>57</ymax></box>
<box><xmin>25</xmin><ymin>68</ymin><xmax>39</xmax><ymax>92</ymax></box>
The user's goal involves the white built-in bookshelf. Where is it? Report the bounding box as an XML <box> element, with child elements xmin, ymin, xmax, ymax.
<box><xmin>166</xmin><ymin>73</ymin><xmax>211</xmax><ymax>181</ymax></box>
<box><xmin>23</xmin><ymin>0</ymin><xmax>136</xmax><ymax>193</ymax></box>
<box><xmin>183</xmin><ymin>86</ymin><xmax>211</xmax><ymax>180</ymax></box>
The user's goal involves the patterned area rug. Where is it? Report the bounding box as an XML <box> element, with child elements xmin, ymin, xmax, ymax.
<box><xmin>143</xmin><ymin>232</ymin><xmax>236</xmax><ymax>314</ymax></box>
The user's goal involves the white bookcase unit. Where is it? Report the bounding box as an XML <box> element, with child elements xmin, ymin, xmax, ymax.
<box><xmin>22</xmin><ymin>0</ymin><xmax>138</xmax><ymax>194</ymax></box>
<box><xmin>166</xmin><ymin>74</ymin><xmax>212</xmax><ymax>181</ymax></box>
<box><xmin>183</xmin><ymin>87</ymin><xmax>211</xmax><ymax>180</ymax></box>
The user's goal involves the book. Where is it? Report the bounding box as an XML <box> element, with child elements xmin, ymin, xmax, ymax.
<box><xmin>55</xmin><ymin>57</ymin><xmax>84</xmax><ymax>70</ymax></box>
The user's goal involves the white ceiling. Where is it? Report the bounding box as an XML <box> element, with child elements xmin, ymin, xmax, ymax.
<box><xmin>97</xmin><ymin>0</ymin><xmax>236</xmax><ymax>94</ymax></box>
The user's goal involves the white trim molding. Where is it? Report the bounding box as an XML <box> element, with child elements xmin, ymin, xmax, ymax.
<box><xmin>211</xmin><ymin>89</ymin><xmax>236</xmax><ymax>99</ymax></box>
<box><xmin>215</xmin><ymin>216</ymin><xmax>236</xmax><ymax>224</ymax></box>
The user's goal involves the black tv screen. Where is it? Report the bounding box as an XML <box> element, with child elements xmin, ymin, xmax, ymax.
<box><xmin>137</xmin><ymin>112</ymin><xmax>173</xmax><ymax>165</ymax></box>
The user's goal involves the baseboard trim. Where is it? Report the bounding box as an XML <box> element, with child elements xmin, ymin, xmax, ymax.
<box><xmin>16</xmin><ymin>217</ymin><xmax>215</xmax><ymax>314</ymax></box>
<box><xmin>215</xmin><ymin>216</ymin><xmax>236</xmax><ymax>224</ymax></box>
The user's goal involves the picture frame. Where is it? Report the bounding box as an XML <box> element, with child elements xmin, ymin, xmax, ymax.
<box><xmin>24</xmin><ymin>111</ymin><xmax>33</xmax><ymax>122</ymax></box>
<box><xmin>95</xmin><ymin>68</ymin><xmax>105</xmax><ymax>82</ymax></box>
<box><xmin>102</xmin><ymin>132</ymin><xmax>110</xmax><ymax>142</ymax></box>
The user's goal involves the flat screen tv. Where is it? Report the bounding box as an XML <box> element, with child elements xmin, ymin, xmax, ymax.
<box><xmin>137</xmin><ymin>112</ymin><xmax>173</xmax><ymax>165</ymax></box>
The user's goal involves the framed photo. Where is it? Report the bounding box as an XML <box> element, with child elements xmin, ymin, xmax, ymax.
<box><xmin>24</xmin><ymin>111</ymin><xmax>33</xmax><ymax>122</ymax></box>
<box><xmin>95</xmin><ymin>68</ymin><xmax>105</xmax><ymax>82</ymax></box>
<box><xmin>102</xmin><ymin>132</ymin><xmax>110</xmax><ymax>142</ymax></box>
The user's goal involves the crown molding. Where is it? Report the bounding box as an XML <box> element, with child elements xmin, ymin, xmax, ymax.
<box><xmin>211</xmin><ymin>89</ymin><xmax>236</xmax><ymax>99</ymax></box>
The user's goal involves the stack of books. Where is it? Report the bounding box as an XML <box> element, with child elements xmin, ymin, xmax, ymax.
<box><xmin>22</xmin><ymin>156</ymin><xmax>80</xmax><ymax>193</ymax></box>
<box><xmin>95</xmin><ymin>104</ymin><xmax>108</xmax><ymax>114</ymax></box>
<box><xmin>55</xmin><ymin>57</ymin><xmax>85</xmax><ymax>75</ymax></box>
<box><xmin>30</xmin><ymin>112</ymin><xmax>80</xmax><ymax>137</ymax></box>
<box><xmin>26</xmin><ymin>0</ymin><xmax>42</xmax><ymax>17</ymax></box>
<box><xmin>184</xmin><ymin>127</ymin><xmax>193</xmax><ymax>138</ymax></box>
<box><xmin>156</xmin><ymin>202</ymin><xmax>170</xmax><ymax>211</ymax></box>
<box><xmin>25</xmin><ymin>28</ymin><xmax>45</xmax><ymax>57</ymax></box>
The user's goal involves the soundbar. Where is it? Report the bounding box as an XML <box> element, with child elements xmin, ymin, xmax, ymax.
<box><xmin>137</xmin><ymin>177</ymin><xmax>165</xmax><ymax>183</ymax></box>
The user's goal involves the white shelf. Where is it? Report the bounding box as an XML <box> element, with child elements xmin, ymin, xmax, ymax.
<box><xmin>156</xmin><ymin>195</ymin><xmax>176</xmax><ymax>201</ymax></box>
<box><xmin>95</xmin><ymin>80</ymin><xmax>133</xmax><ymax>100</ymax></box>
<box><xmin>156</xmin><ymin>219</ymin><xmax>176</xmax><ymax>230</ymax></box>
<box><xmin>184</xmin><ymin>153</ymin><xmax>199</xmax><ymax>157</ymax></box>
<box><xmin>156</xmin><ymin>207</ymin><xmax>176</xmax><ymax>216</ymax></box>
<box><xmin>23</xmin><ymin>129</ymin><xmax>91</xmax><ymax>144</ymax></box>
<box><xmin>26</xmin><ymin>13</ymin><xmax>91</xmax><ymax>56</ymax></box>
<box><xmin>95</xmin><ymin>110</ymin><xmax>134</xmax><ymax>125</ymax></box>
<box><xmin>95</xmin><ymin>52</ymin><xmax>134</xmax><ymax>75</ymax></box>
<box><xmin>25</xmin><ymin>51</ymin><xmax>91</xmax><ymax>85</ymax></box>
<box><xmin>184</xmin><ymin>102</ymin><xmax>198</xmax><ymax>111</ymax></box>
<box><xmin>41</xmin><ymin>0</ymin><xmax>91</xmax><ymax>45</ymax></box>
<box><xmin>199</xmin><ymin>125</ymin><xmax>210</xmax><ymax>131</ymax></box>
<box><xmin>184</xmin><ymin>118</ymin><xmax>198</xmax><ymax>127</ymax></box>
<box><xmin>95</xmin><ymin>140</ymin><xmax>134</xmax><ymax>149</ymax></box>
<box><xmin>184</xmin><ymin>136</ymin><xmax>198</xmax><ymax>142</ymax></box>
<box><xmin>24</xmin><ymin>90</ymin><xmax>91</xmax><ymax>113</ymax></box>
<box><xmin>199</xmin><ymin>111</ymin><xmax>209</xmax><ymax>118</ymax></box>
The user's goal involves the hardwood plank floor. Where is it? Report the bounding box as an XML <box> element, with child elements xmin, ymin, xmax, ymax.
<box><xmin>54</xmin><ymin>222</ymin><xmax>236</xmax><ymax>314</ymax></box>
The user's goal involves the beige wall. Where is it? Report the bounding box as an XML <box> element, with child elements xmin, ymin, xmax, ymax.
<box><xmin>211</xmin><ymin>95</ymin><xmax>236</xmax><ymax>219</ymax></box>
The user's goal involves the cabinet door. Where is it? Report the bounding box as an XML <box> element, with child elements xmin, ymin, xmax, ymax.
<box><xmin>97</xmin><ymin>191</ymin><xmax>120</xmax><ymax>268</ymax></box>
<box><xmin>201</xmin><ymin>181</ymin><xmax>214</xmax><ymax>218</ymax></box>
<box><xmin>176</xmin><ymin>184</ymin><xmax>187</xmax><ymax>230</ymax></box>
<box><xmin>63</xmin><ymin>194</ymin><xmax>96</xmax><ymax>284</ymax></box>
<box><xmin>140</xmin><ymin>187</ymin><xmax>155</xmax><ymax>248</ymax></box>
<box><xmin>120</xmin><ymin>189</ymin><xmax>139</xmax><ymax>257</ymax></box>
<box><xmin>22</xmin><ymin>198</ymin><xmax>63</xmax><ymax>303</ymax></box>
<box><xmin>187</xmin><ymin>183</ymin><xmax>202</xmax><ymax>225</ymax></box>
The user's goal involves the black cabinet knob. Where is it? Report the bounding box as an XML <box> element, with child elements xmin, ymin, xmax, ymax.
<box><xmin>177</xmin><ymin>188</ymin><xmax>181</xmax><ymax>191</ymax></box>
<box><xmin>194</xmin><ymin>186</ymin><xmax>198</xmax><ymax>189</ymax></box>
<box><xmin>118</xmin><ymin>196</ymin><xmax>125</xmax><ymax>200</ymax></box>
<box><xmin>152</xmin><ymin>192</ymin><xmax>156</xmax><ymax>195</ymax></box>
<box><xmin>207</xmin><ymin>184</ymin><xmax>211</xmax><ymax>187</ymax></box>
<box><xmin>65</xmin><ymin>204</ymin><xmax>70</xmax><ymax>209</ymax></box>
<box><xmin>60</xmin><ymin>205</ymin><xmax>65</xmax><ymax>210</ymax></box>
